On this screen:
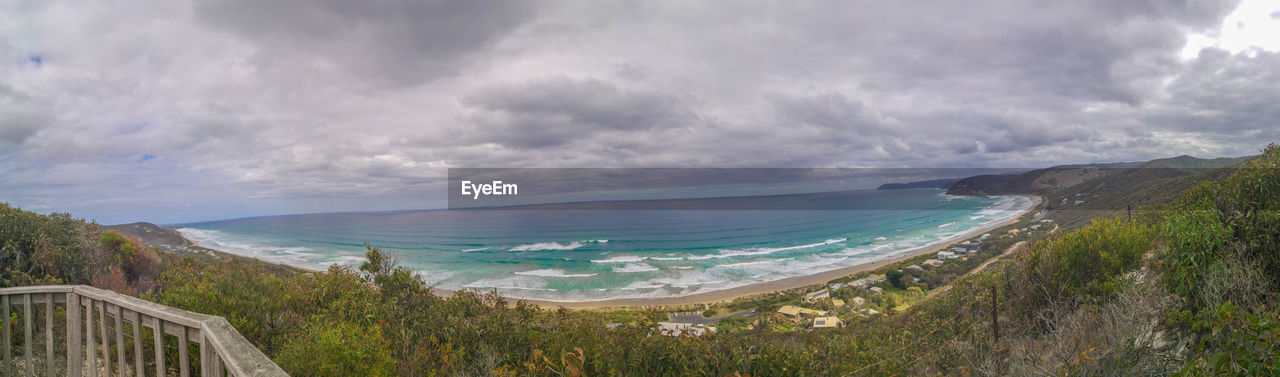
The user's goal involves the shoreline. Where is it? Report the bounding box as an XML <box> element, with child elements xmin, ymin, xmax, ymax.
<box><xmin>514</xmin><ymin>194</ymin><xmax>1042</xmax><ymax>309</ymax></box>
<box><xmin>176</xmin><ymin>194</ymin><xmax>1042</xmax><ymax>310</ymax></box>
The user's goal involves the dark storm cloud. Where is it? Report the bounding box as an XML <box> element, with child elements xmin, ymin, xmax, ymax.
<box><xmin>0</xmin><ymin>85</ymin><xmax>50</xmax><ymax>145</ymax></box>
<box><xmin>194</xmin><ymin>0</ymin><xmax>538</xmax><ymax>86</ymax></box>
<box><xmin>460</xmin><ymin>76</ymin><xmax>696</xmax><ymax>149</ymax></box>
<box><xmin>2</xmin><ymin>0</ymin><xmax>1278</xmax><ymax>223</ymax></box>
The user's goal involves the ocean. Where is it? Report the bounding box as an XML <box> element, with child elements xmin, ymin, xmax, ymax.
<box><xmin>176</xmin><ymin>189</ymin><xmax>1033</xmax><ymax>301</ymax></box>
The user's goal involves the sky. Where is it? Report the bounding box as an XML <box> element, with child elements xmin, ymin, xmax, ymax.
<box><xmin>2</xmin><ymin>0</ymin><xmax>1279</xmax><ymax>224</ymax></box>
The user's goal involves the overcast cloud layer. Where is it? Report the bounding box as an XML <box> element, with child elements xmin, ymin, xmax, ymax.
<box><xmin>2</xmin><ymin>0</ymin><xmax>1279</xmax><ymax>224</ymax></box>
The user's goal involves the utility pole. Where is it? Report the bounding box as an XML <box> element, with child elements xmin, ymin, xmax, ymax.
<box><xmin>991</xmin><ymin>286</ymin><xmax>999</xmax><ymax>345</ymax></box>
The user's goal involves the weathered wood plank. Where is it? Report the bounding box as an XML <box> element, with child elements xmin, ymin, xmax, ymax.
<box><xmin>0</xmin><ymin>286</ymin><xmax>75</xmax><ymax>295</ymax></box>
<box><xmin>46</xmin><ymin>293</ymin><xmax>55</xmax><ymax>377</ymax></box>
<box><xmin>200</xmin><ymin>318</ymin><xmax>289</xmax><ymax>377</ymax></box>
<box><xmin>115</xmin><ymin>303</ymin><xmax>126</xmax><ymax>377</ymax></box>
<box><xmin>132</xmin><ymin>310</ymin><xmax>143</xmax><ymax>377</ymax></box>
<box><xmin>73</xmin><ymin>287</ymin><xmax>209</xmax><ymax>328</ymax></box>
<box><xmin>200</xmin><ymin>333</ymin><xmax>213</xmax><ymax>377</ymax></box>
<box><xmin>178</xmin><ymin>324</ymin><xmax>190</xmax><ymax>377</ymax></box>
<box><xmin>2</xmin><ymin>295</ymin><xmax>10</xmax><ymax>377</ymax></box>
<box><xmin>68</xmin><ymin>293</ymin><xmax>82</xmax><ymax>377</ymax></box>
<box><xmin>24</xmin><ymin>294</ymin><xmax>34</xmax><ymax>377</ymax></box>
<box><xmin>86</xmin><ymin>298</ymin><xmax>97</xmax><ymax>377</ymax></box>
<box><xmin>98</xmin><ymin>300</ymin><xmax>109</xmax><ymax>375</ymax></box>
<box><xmin>154</xmin><ymin>318</ymin><xmax>165</xmax><ymax>377</ymax></box>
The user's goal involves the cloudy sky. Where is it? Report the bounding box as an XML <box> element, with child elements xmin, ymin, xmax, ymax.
<box><xmin>2</xmin><ymin>0</ymin><xmax>1279</xmax><ymax>224</ymax></box>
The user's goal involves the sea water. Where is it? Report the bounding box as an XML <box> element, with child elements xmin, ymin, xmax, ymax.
<box><xmin>176</xmin><ymin>189</ymin><xmax>1033</xmax><ymax>301</ymax></box>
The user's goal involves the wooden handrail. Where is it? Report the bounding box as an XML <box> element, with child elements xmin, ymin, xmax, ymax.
<box><xmin>0</xmin><ymin>285</ymin><xmax>289</xmax><ymax>377</ymax></box>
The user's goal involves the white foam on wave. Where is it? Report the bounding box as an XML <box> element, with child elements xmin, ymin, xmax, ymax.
<box><xmin>937</xmin><ymin>222</ymin><xmax>954</xmax><ymax>228</ymax></box>
<box><xmin>712</xmin><ymin>260</ymin><xmax>773</xmax><ymax>269</ymax></box>
<box><xmin>177</xmin><ymin>228</ymin><xmax>321</xmax><ymax>267</ymax></box>
<box><xmin>514</xmin><ymin>269</ymin><xmax>597</xmax><ymax>278</ymax></box>
<box><xmin>461</xmin><ymin>247</ymin><xmax>488</xmax><ymax>252</ymax></box>
<box><xmin>612</xmin><ymin>263</ymin><xmax>660</xmax><ymax>273</ymax></box>
<box><xmin>333</xmin><ymin>255</ymin><xmax>366</xmax><ymax>265</ymax></box>
<box><xmin>874</xmin><ymin>236</ymin><xmax>888</xmax><ymax>241</ymax></box>
<box><xmin>510</xmin><ymin>241</ymin><xmax>583</xmax><ymax>251</ymax></box>
<box><xmin>591</xmin><ymin>255</ymin><xmax>646</xmax><ymax>263</ymax></box>
<box><xmin>461</xmin><ymin>274</ymin><xmax>556</xmax><ymax>293</ymax></box>
<box><xmin>661</xmin><ymin>237</ymin><xmax>848</xmax><ymax>261</ymax></box>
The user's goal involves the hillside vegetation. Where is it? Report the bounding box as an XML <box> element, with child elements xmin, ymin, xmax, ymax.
<box><xmin>2</xmin><ymin>145</ymin><xmax>1278</xmax><ymax>376</ymax></box>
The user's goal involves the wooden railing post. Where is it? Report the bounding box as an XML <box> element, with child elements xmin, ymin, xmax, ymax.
<box><xmin>132</xmin><ymin>310</ymin><xmax>143</xmax><ymax>377</ymax></box>
<box><xmin>97</xmin><ymin>300</ymin><xmax>108</xmax><ymax>375</ymax></box>
<box><xmin>154</xmin><ymin>318</ymin><xmax>165</xmax><ymax>377</ymax></box>
<box><xmin>178</xmin><ymin>324</ymin><xmax>190</xmax><ymax>377</ymax></box>
<box><xmin>113</xmin><ymin>303</ymin><xmax>125</xmax><ymax>377</ymax></box>
<box><xmin>24</xmin><ymin>294</ymin><xmax>34</xmax><ymax>377</ymax></box>
<box><xmin>68</xmin><ymin>292</ymin><xmax>82</xmax><ymax>377</ymax></box>
<box><xmin>46</xmin><ymin>293</ymin><xmax>55</xmax><ymax>377</ymax></box>
<box><xmin>201</xmin><ymin>333</ymin><xmax>215</xmax><ymax>377</ymax></box>
<box><xmin>2</xmin><ymin>294</ymin><xmax>10</xmax><ymax>377</ymax></box>
<box><xmin>86</xmin><ymin>297</ymin><xmax>97</xmax><ymax>377</ymax></box>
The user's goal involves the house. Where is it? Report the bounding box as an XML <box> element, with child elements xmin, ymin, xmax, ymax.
<box><xmin>937</xmin><ymin>251</ymin><xmax>958</xmax><ymax>260</ymax></box>
<box><xmin>829</xmin><ymin>283</ymin><xmax>845</xmax><ymax>291</ymax></box>
<box><xmin>832</xmin><ymin>299</ymin><xmax>846</xmax><ymax>308</ymax></box>
<box><xmin>905</xmin><ymin>265</ymin><xmax>924</xmax><ymax>272</ymax></box>
<box><xmin>869</xmin><ymin>287</ymin><xmax>884</xmax><ymax>294</ymax></box>
<box><xmin>657</xmin><ymin>322</ymin><xmax>707</xmax><ymax>336</ymax></box>
<box><xmin>857</xmin><ymin>308</ymin><xmax>881</xmax><ymax>318</ymax></box>
<box><xmin>803</xmin><ymin>290</ymin><xmax>830</xmax><ymax>303</ymax></box>
<box><xmin>1030</xmin><ymin>224</ymin><xmax>1041</xmax><ymax>230</ymax></box>
<box><xmin>851</xmin><ymin>297</ymin><xmax>866</xmax><ymax>307</ymax></box>
<box><xmin>848</xmin><ymin>274</ymin><xmax>886</xmax><ymax>289</ymax></box>
<box><xmin>812</xmin><ymin>316</ymin><xmax>843</xmax><ymax>329</ymax></box>
<box><xmin>1007</xmin><ymin>228</ymin><xmax>1020</xmax><ymax>236</ymax></box>
<box><xmin>777</xmin><ymin>305</ymin><xmax>826</xmax><ymax>319</ymax></box>
<box><xmin>922</xmin><ymin>259</ymin><xmax>944</xmax><ymax>268</ymax></box>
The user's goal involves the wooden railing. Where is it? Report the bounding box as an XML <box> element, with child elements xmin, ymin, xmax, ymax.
<box><xmin>0</xmin><ymin>285</ymin><xmax>288</xmax><ymax>377</ymax></box>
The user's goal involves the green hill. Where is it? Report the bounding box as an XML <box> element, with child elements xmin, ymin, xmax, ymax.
<box><xmin>946</xmin><ymin>155</ymin><xmax>1251</xmax><ymax>230</ymax></box>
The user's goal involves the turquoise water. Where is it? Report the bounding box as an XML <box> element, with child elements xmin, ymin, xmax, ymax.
<box><xmin>176</xmin><ymin>189</ymin><xmax>1033</xmax><ymax>301</ymax></box>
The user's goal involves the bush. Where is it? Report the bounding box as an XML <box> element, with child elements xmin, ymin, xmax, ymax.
<box><xmin>151</xmin><ymin>259</ymin><xmax>298</xmax><ymax>352</ymax></box>
<box><xmin>1010</xmin><ymin>217</ymin><xmax>1152</xmax><ymax>330</ymax></box>
<box><xmin>1160</xmin><ymin>144</ymin><xmax>1280</xmax><ymax>308</ymax></box>
<box><xmin>277</xmin><ymin>318</ymin><xmax>396</xmax><ymax>377</ymax></box>
<box><xmin>0</xmin><ymin>203</ymin><xmax>95</xmax><ymax>286</ymax></box>
<box><xmin>1024</xmin><ymin>217</ymin><xmax>1152</xmax><ymax>301</ymax></box>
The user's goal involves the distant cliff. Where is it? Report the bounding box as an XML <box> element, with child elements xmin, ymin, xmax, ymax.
<box><xmin>875</xmin><ymin>178</ymin><xmax>961</xmax><ymax>190</ymax></box>
<box><xmin>945</xmin><ymin>163</ymin><xmax>1135</xmax><ymax>196</ymax></box>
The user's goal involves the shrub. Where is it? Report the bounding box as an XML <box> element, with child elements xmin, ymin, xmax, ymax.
<box><xmin>1025</xmin><ymin>217</ymin><xmax>1152</xmax><ymax>301</ymax></box>
<box><xmin>277</xmin><ymin>317</ymin><xmax>396</xmax><ymax>377</ymax></box>
<box><xmin>151</xmin><ymin>259</ymin><xmax>298</xmax><ymax>352</ymax></box>
<box><xmin>1160</xmin><ymin>143</ymin><xmax>1280</xmax><ymax>308</ymax></box>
